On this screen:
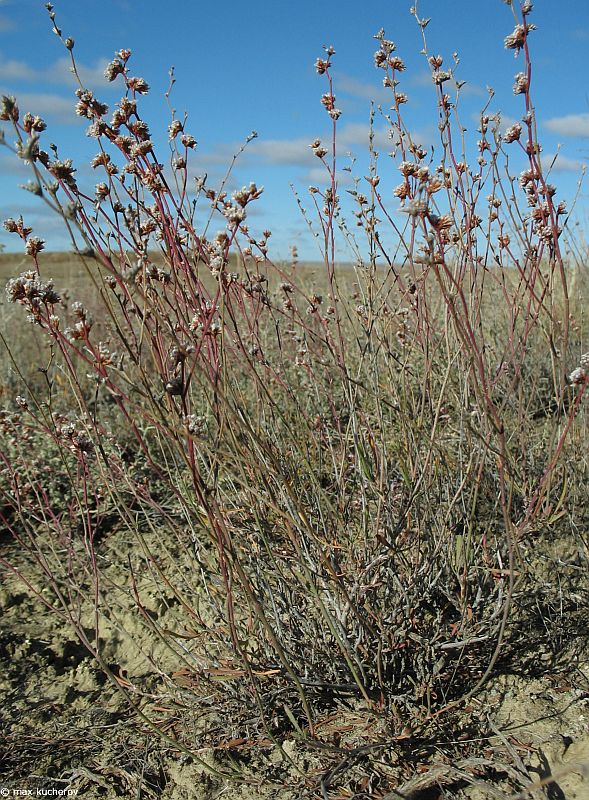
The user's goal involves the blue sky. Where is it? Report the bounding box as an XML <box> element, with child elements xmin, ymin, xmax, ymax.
<box><xmin>1</xmin><ymin>0</ymin><xmax>588</xmax><ymax>259</ymax></box>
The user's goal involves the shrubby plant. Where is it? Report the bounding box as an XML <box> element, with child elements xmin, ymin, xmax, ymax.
<box><xmin>0</xmin><ymin>1</ymin><xmax>587</xmax><ymax>795</ymax></box>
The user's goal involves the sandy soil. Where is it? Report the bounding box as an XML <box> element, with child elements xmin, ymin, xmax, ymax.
<box><xmin>1</xmin><ymin>522</ymin><xmax>589</xmax><ymax>800</ymax></box>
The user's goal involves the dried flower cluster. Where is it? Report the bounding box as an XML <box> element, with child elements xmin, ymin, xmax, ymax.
<box><xmin>5</xmin><ymin>271</ymin><xmax>60</xmax><ymax>321</ymax></box>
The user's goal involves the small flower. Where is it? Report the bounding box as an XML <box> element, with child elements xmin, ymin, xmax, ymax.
<box><xmin>130</xmin><ymin>140</ymin><xmax>153</xmax><ymax>158</ymax></box>
<box><xmin>503</xmin><ymin>122</ymin><xmax>522</xmax><ymax>143</ymax></box>
<box><xmin>86</xmin><ymin>120</ymin><xmax>107</xmax><ymax>138</ymax></box>
<box><xmin>48</xmin><ymin>158</ymin><xmax>77</xmax><ymax>189</ymax></box>
<box><xmin>71</xmin><ymin>301</ymin><xmax>88</xmax><ymax>319</ymax></box>
<box><xmin>5</xmin><ymin>271</ymin><xmax>60</xmax><ymax>306</ymax></box>
<box><xmin>426</xmin><ymin>179</ymin><xmax>443</xmax><ymax>194</ymax></box>
<box><xmin>504</xmin><ymin>23</ymin><xmax>536</xmax><ymax>55</ymax></box>
<box><xmin>75</xmin><ymin>89</ymin><xmax>108</xmax><ymax>119</ymax></box>
<box><xmin>321</xmin><ymin>93</ymin><xmax>335</xmax><ymax>111</ymax></box>
<box><xmin>104</xmin><ymin>58</ymin><xmax>125</xmax><ymax>82</ymax></box>
<box><xmin>180</xmin><ymin>133</ymin><xmax>197</xmax><ymax>149</ymax></box>
<box><xmin>58</xmin><ymin>423</ymin><xmax>95</xmax><ymax>456</ymax></box>
<box><xmin>25</xmin><ymin>237</ymin><xmax>45</xmax><ymax>256</ymax></box>
<box><xmin>128</xmin><ymin>119</ymin><xmax>150</xmax><ymax>140</ymax></box>
<box><xmin>127</xmin><ymin>76</ymin><xmax>149</xmax><ymax>94</ymax></box>
<box><xmin>231</xmin><ymin>183</ymin><xmax>263</xmax><ymax>207</ymax></box>
<box><xmin>95</xmin><ymin>182</ymin><xmax>110</xmax><ymax>200</ymax></box>
<box><xmin>513</xmin><ymin>72</ymin><xmax>529</xmax><ymax>95</ymax></box>
<box><xmin>3</xmin><ymin>217</ymin><xmax>32</xmax><ymax>237</ymax></box>
<box><xmin>114</xmin><ymin>134</ymin><xmax>134</xmax><ymax>154</ymax></box>
<box><xmin>168</xmin><ymin>120</ymin><xmax>183</xmax><ymax>139</ymax></box>
<box><xmin>184</xmin><ymin>414</ymin><xmax>205</xmax><ymax>435</ymax></box>
<box><xmin>519</xmin><ymin>168</ymin><xmax>538</xmax><ymax>188</ymax></box>
<box><xmin>374</xmin><ymin>50</ymin><xmax>387</xmax><ymax>68</ymax></box>
<box><xmin>22</xmin><ymin>112</ymin><xmax>46</xmax><ymax>133</ymax></box>
<box><xmin>223</xmin><ymin>204</ymin><xmax>246</xmax><ymax>226</ymax></box>
<box><xmin>0</xmin><ymin>95</ymin><xmax>18</xmax><ymax>122</ymax></box>
<box><xmin>118</xmin><ymin>96</ymin><xmax>137</xmax><ymax>118</ymax></box>
<box><xmin>427</xmin><ymin>213</ymin><xmax>452</xmax><ymax>230</ymax></box>
<box><xmin>432</xmin><ymin>70</ymin><xmax>452</xmax><ymax>85</ymax></box>
<box><xmin>569</xmin><ymin>367</ymin><xmax>587</xmax><ymax>386</ymax></box>
<box><xmin>399</xmin><ymin>161</ymin><xmax>418</xmax><ymax>177</ymax></box>
<box><xmin>389</xmin><ymin>56</ymin><xmax>405</xmax><ymax>71</ymax></box>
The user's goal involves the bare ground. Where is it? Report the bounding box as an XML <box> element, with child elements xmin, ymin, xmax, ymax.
<box><xmin>1</xmin><ymin>522</ymin><xmax>589</xmax><ymax>800</ymax></box>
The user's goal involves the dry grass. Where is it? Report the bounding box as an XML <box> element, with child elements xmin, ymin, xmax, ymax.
<box><xmin>1</xmin><ymin>2</ymin><xmax>588</xmax><ymax>797</ymax></box>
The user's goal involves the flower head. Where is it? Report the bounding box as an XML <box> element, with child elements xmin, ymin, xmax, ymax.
<box><xmin>569</xmin><ymin>367</ymin><xmax>587</xmax><ymax>386</ymax></box>
<box><xmin>513</xmin><ymin>72</ymin><xmax>529</xmax><ymax>95</ymax></box>
<box><xmin>503</xmin><ymin>122</ymin><xmax>522</xmax><ymax>143</ymax></box>
<box><xmin>504</xmin><ymin>23</ymin><xmax>536</xmax><ymax>55</ymax></box>
<box><xmin>0</xmin><ymin>95</ymin><xmax>18</xmax><ymax>122</ymax></box>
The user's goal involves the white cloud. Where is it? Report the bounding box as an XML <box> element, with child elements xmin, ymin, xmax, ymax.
<box><xmin>187</xmin><ymin>122</ymin><xmax>433</xmax><ymax>181</ymax></box>
<box><xmin>541</xmin><ymin>152</ymin><xmax>586</xmax><ymax>174</ymax></box>
<box><xmin>300</xmin><ymin>166</ymin><xmax>354</xmax><ymax>187</ymax></box>
<box><xmin>0</xmin><ymin>152</ymin><xmax>30</xmax><ymax>176</ymax></box>
<box><xmin>409</xmin><ymin>70</ymin><xmax>434</xmax><ymax>89</ymax></box>
<box><xmin>410</xmin><ymin>69</ymin><xmax>486</xmax><ymax>97</ymax></box>
<box><xmin>0</xmin><ymin>53</ymin><xmax>113</xmax><ymax>91</ymax></box>
<box><xmin>338</xmin><ymin>121</ymin><xmax>389</xmax><ymax>149</ymax></box>
<box><xmin>0</xmin><ymin>91</ymin><xmax>82</xmax><ymax>124</ymax></box>
<box><xmin>544</xmin><ymin>113</ymin><xmax>589</xmax><ymax>138</ymax></box>
<box><xmin>335</xmin><ymin>72</ymin><xmax>391</xmax><ymax>105</ymax></box>
<box><xmin>469</xmin><ymin>112</ymin><xmax>518</xmax><ymax>136</ymax></box>
<box><xmin>250</xmin><ymin>136</ymin><xmax>315</xmax><ymax>166</ymax></box>
<box><xmin>46</xmin><ymin>56</ymin><xmax>112</xmax><ymax>90</ymax></box>
<box><xmin>248</xmin><ymin>124</ymin><xmax>397</xmax><ymax>165</ymax></box>
<box><xmin>456</xmin><ymin>81</ymin><xmax>488</xmax><ymax>98</ymax></box>
<box><xmin>0</xmin><ymin>199</ymin><xmax>90</xmax><ymax>254</ymax></box>
<box><xmin>0</xmin><ymin>56</ymin><xmax>36</xmax><ymax>81</ymax></box>
<box><xmin>340</xmin><ymin>121</ymin><xmax>434</xmax><ymax>154</ymax></box>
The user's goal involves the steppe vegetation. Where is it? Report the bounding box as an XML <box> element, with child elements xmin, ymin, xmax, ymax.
<box><xmin>1</xmin><ymin>2</ymin><xmax>588</xmax><ymax>797</ymax></box>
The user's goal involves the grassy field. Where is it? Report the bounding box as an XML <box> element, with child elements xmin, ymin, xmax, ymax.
<box><xmin>1</xmin><ymin>2</ymin><xmax>589</xmax><ymax>797</ymax></box>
